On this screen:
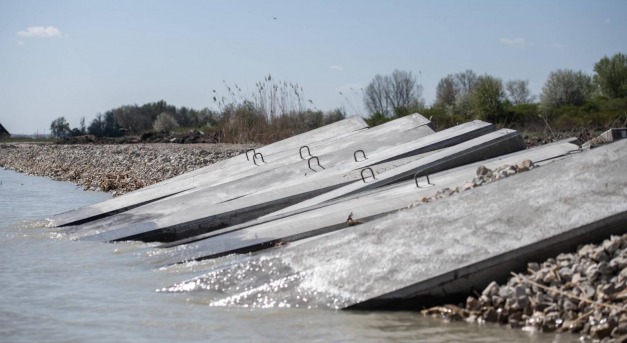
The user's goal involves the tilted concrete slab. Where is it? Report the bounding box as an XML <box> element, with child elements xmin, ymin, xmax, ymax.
<box><xmin>152</xmin><ymin>140</ymin><xmax>580</xmax><ymax>266</ymax></box>
<box><xmin>183</xmin><ymin>139</ymin><xmax>626</xmax><ymax>310</ymax></box>
<box><xmin>272</xmin><ymin>128</ymin><xmax>525</xmax><ymax>215</ymax></box>
<box><xmin>55</xmin><ymin>116</ymin><xmax>438</xmax><ymax>236</ymax></box>
<box><xmin>68</xmin><ymin>153</ymin><xmax>432</xmax><ymax>242</ymax></box>
<box><xmin>66</xmin><ymin>122</ymin><xmax>498</xmax><ymax>242</ymax></box>
<box><xmin>49</xmin><ymin>115</ymin><xmax>424</xmax><ymax>227</ymax></box>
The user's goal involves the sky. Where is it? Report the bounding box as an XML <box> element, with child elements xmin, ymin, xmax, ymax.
<box><xmin>1</xmin><ymin>0</ymin><xmax>626</xmax><ymax>134</ymax></box>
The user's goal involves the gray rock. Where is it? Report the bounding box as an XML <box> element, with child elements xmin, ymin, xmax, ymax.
<box><xmin>603</xmin><ymin>236</ymin><xmax>622</xmax><ymax>255</ymax></box>
<box><xmin>592</xmin><ymin>248</ymin><xmax>611</xmax><ymax>263</ymax></box>
<box><xmin>527</xmin><ymin>262</ymin><xmax>540</xmax><ymax>272</ymax></box>
<box><xmin>598</xmin><ymin>261</ymin><xmax>614</xmax><ymax>275</ymax></box>
<box><xmin>579</xmin><ymin>283</ymin><xmax>596</xmax><ymax>298</ymax></box>
<box><xmin>482</xmin><ymin>307</ymin><xmax>498</xmax><ymax>322</ymax></box>
<box><xmin>558</xmin><ymin>266</ymin><xmax>573</xmax><ymax>282</ymax></box>
<box><xmin>498</xmin><ymin>286</ymin><xmax>514</xmax><ymax>299</ymax></box>
<box><xmin>610</xmin><ymin>256</ymin><xmax>627</xmax><ymax>270</ymax></box>
<box><xmin>561</xmin><ymin>298</ymin><xmax>577</xmax><ymax>311</ymax></box>
<box><xmin>586</xmin><ymin>264</ymin><xmax>600</xmax><ymax>282</ymax></box>
<box><xmin>482</xmin><ymin>281</ymin><xmax>500</xmax><ymax>297</ymax></box>
<box><xmin>590</xmin><ymin>322</ymin><xmax>613</xmax><ymax>340</ymax></box>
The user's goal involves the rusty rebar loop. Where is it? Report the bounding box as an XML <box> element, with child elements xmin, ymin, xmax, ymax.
<box><xmin>245</xmin><ymin>149</ymin><xmax>256</xmax><ymax>161</ymax></box>
<box><xmin>414</xmin><ymin>173</ymin><xmax>434</xmax><ymax>188</ymax></box>
<box><xmin>308</xmin><ymin>156</ymin><xmax>324</xmax><ymax>171</ymax></box>
<box><xmin>354</xmin><ymin>149</ymin><xmax>367</xmax><ymax>162</ymax></box>
<box><xmin>360</xmin><ymin>167</ymin><xmax>376</xmax><ymax>183</ymax></box>
<box><xmin>253</xmin><ymin>152</ymin><xmax>266</xmax><ymax>165</ymax></box>
<box><xmin>299</xmin><ymin>145</ymin><xmax>312</xmax><ymax>160</ymax></box>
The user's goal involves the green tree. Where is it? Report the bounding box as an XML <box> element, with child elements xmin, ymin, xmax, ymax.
<box><xmin>433</xmin><ymin>70</ymin><xmax>478</xmax><ymax>117</ymax></box>
<box><xmin>594</xmin><ymin>52</ymin><xmax>627</xmax><ymax>98</ymax></box>
<box><xmin>50</xmin><ymin>116</ymin><xmax>71</xmax><ymax>138</ymax></box>
<box><xmin>540</xmin><ymin>69</ymin><xmax>594</xmax><ymax>110</ymax></box>
<box><xmin>471</xmin><ymin>75</ymin><xmax>506</xmax><ymax>122</ymax></box>
<box><xmin>88</xmin><ymin>112</ymin><xmax>122</xmax><ymax>137</ymax></box>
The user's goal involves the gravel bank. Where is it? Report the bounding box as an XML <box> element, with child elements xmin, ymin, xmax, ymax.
<box><xmin>0</xmin><ymin>143</ymin><xmax>255</xmax><ymax>195</ymax></box>
<box><xmin>423</xmin><ymin>234</ymin><xmax>627</xmax><ymax>342</ymax></box>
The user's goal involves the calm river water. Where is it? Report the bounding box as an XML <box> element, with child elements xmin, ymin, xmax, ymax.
<box><xmin>0</xmin><ymin>168</ymin><xmax>579</xmax><ymax>342</ymax></box>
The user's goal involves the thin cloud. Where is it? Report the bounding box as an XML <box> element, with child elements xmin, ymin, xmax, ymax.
<box><xmin>552</xmin><ymin>42</ymin><xmax>566</xmax><ymax>49</ymax></box>
<box><xmin>14</xmin><ymin>39</ymin><xmax>26</xmax><ymax>47</ymax></box>
<box><xmin>17</xmin><ymin>26</ymin><xmax>62</xmax><ymax>38</ymax></box>
<box><xmin>500</xmin><ymin>37</ymin><xmax>529</xmax><ymax>48</ymax></box>
<box><xmin>330</xmin><ymin>65</ymin><xmax>344</xmax><ymax>71</ymax></box>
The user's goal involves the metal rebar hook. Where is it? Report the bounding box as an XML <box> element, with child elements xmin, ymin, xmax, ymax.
<box><xmin>245</xmin><ymin>149</ymin><xmax>256</xmax><ymax>161</ymax></box>
<box><xmin>308</xmin><ymin>156</ymin><xmax>324</xmax><ymax>171</ymax></box>
<box><xmin>354</xmin><ymin>149</ymin><xmax>367</xmax><ymax>162</ymax></box>
<box><xmin>299</xmin><ymin>145</ymin><xmax>312</xmax><ymax>160</ymax></box>
<box><xmin>414</xmin><ymin>173</ymin><xmax>434</xmax><ymax>188</ymax></box>
<box><xmin>566</xmin><ymin>147</ymin><xmax>583</xmax><ymax>155</ymax></box>
<box><xmin>360</xmin><ymin>167</ymin><xmax>376</xmax><ymax>183</ymax></box>
<box><xmin>253</xmin><ymin>152</ymin><xmax>266</xmax><ymax>165</ymax></box>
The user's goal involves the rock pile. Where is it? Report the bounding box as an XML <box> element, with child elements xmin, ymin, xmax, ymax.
<box><xmin>467</xmin><ymin>235</ymin><xmax>627</xmax><ymax>338</ymax></box>
<box><xmin>422</xmin><ymin>233</ymin><xmax>627</xmax><ymax>341</ymax></box>
<box><xmin>408</xmin><ymin>160</ymin><xmax>536</xmax><ymax>208</ymax></box>
<box><xmin>0</xmin><ymin>143</ymin><xmax>254</xmax><ymax>195</ymax></box>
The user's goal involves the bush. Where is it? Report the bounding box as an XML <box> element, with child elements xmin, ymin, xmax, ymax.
<box><xmin>153</xmin><ymin>113</ymin><xmax>179</xmax><ymax>132</ymax></box>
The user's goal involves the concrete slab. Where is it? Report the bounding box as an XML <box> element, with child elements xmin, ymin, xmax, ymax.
<box><xmin>583</xmin><ymin>127</ymin><xmax>627</xmax><ymax>149</ymax></box>
<box><xmin>68</xmin><ymin>153</ymin><xmax>432</xmax><ymax>242</ymax></box>
<box><xmin>179</xmin><ymin>139</ymin><xmax>626</xmax><ymax>310</ymax></box>
<box><xmin>67</xmin><ymin>122</ymin><xmax>498</xmax><ymax>242</ymax></box>
<box><xmin>271</xmin><ymin>128</ymin><xmax>525</xmax><ymax>215</ymax></box>
<box><xmin>49</xmin><ymin>115</ymin><xmax>423</xmax><ymax>227</ymax></box>
<box><xmin>152</xmin><ymin>140</ymin><xmax>580</xmax><ymax>265</ymax></box>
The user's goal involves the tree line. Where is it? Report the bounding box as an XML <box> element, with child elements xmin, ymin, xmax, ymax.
<box><xmin>363</xmin><ymin>52</ymin><xmax>627</xmax><ymax>131</ymax></box>
<box><xmin>51</xmin><ymin>52</ymin><xmax>626</xmax><ymax>143</ymax></box>
<box><xmin>49</xmin><ymin>76</ymin><xmax>346</xmax><ymax>144</ymax></box>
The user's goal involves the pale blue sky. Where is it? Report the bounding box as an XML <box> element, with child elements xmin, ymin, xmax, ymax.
<box><xmin>1</xmin><ymin>0</ymin><xmax>626</xmax><ymax>134</ymax></box>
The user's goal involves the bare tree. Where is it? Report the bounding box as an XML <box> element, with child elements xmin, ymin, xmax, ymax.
<box><xmin>79</xmin><ymin>116</ymin><xmax>86</xmax><ymax>134</ymax></box>
<box><xmin>435</xmin><ymin>75</ymin><xmax>459</xmax><ymax>107</ymax></box>
<box><xmin>506</xmin><ymin>79</ymin><xmax>534</xmax><ymax>105</ymax></box>
<box><xmin>364</xmin><ymin>70</ymin><xmax>423</xmax><ymax>117</ymax></box>
<box><xmin>386</xmin><ymin>70</ymin><xmax>423</xmax><ymax>114</ymax></box>
<box><xmin>364</xmin><ymin>74</ymin><xmax>390</xmax><ymax>116</ymax></box>
<box><xmin>434</xmin><ymin>70</ymin><xmax>478</xmax><ymax>117</ymax></box>
<box><xmin>455</xmin><ymin>69</ymin><xmax>478</xmax><ymax>96</ymax></box>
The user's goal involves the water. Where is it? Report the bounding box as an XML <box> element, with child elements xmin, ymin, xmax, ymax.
<box><xmin>0</xmin><ymin>168</ymin><xmax>578</xmax><ymax>342</ymax></box>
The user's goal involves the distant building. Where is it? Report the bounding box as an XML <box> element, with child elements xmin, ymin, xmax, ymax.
<box><xmin>0</xmin><ymin>123</ymin><xmax>10</xmax><ymax>139</ymax></box>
